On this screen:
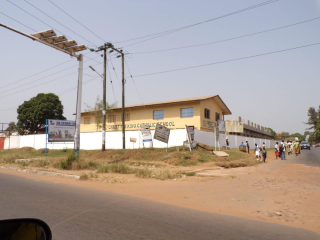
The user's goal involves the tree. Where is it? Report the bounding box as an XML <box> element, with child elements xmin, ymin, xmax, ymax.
<box><xmin>290</xmin><ymin>133</ymin><xmax>304</xmax><ymax>142</ymax></box>
<box><xmin>306</xmin><ymin>107</ymin><xmax>318</xmax><ymax>130</ymax></box>
<box><xmin>266</xmin><ymin>127</ymin><xmax>277</xmax><ymax>140</ymax></box>
<box><xmin>17</xmin><ymin>93</ymin><xmax>66</xmax><ymax>134</ymax></box>
<box><xmin>5</xmin><ymin>122</ymin><xmax>17</xmax><ymax>132</ymax></box>
<box><xmin>84</xmin><ymin>95</ymin><xmax>117</xmax><ymax>131</ymax></box>
<box><xmin>280</xmin><ymin>131</ymin><xmax>290</xmax><ymax>140</ymax></box>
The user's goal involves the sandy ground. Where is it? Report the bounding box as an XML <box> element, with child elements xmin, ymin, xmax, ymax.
<box><xmin>1</xmin><ymin>151</ymin><xmax>319</xmax><ymax>233</ymax></box>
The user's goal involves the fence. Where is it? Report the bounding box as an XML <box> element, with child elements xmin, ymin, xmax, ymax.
<box><xmin>3</xmin><ymin>129</ymin><xmax>276</xmax><ymax>150</ymax></box>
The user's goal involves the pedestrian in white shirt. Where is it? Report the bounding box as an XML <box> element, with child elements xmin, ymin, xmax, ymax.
<box><xmin>255</xmin><ymin>143</ymin><xmax>261</xmax><ymax>161</ymax></box>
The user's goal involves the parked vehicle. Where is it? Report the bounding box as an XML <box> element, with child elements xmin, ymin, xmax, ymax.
<box><xmin>300</xmin><ymin>141</ymin><xmax>310</xmax><ymax>150</ymax></box>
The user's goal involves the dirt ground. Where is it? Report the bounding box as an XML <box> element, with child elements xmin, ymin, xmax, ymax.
<box><xmin>1</xmin><ymin>150</ymin><xmax>319</xmax><ymax>233</ymax></box>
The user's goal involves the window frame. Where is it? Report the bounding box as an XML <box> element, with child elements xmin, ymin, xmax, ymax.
<box><xmin>84</xmin><ymin>117</ymin><xmax>91</xmax><ymax>125</ymax></box>
<box><xmin>107</xmin><ymin>114</ymin><xmax>116</xmax><ymax>123</ymax></box>
<box><xmin>204</xmin><ymin>108</ymin><xmax>210</xmax><ymax>119</ymax></box>
<box><xmin>153</xmin><ymin>110</ymin><xmax>164</xmax><ymax>120</ymax></box>
<box><xmin>180</xmin><ymin>107</ymin><xmax>194</xmax><ymax>118</ymax></box>
<box><xmin>215</xmin><ymin>112</ymin><xmax>220</xmax><ymax>122</ymax></box>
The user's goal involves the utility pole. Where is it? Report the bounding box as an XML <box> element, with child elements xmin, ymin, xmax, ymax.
<box><xmin>92</xmin><ymin>44</ymin><xmax>107</xmax><ymax>151</ymax></box>
<box><xmin>0</xmin><ymin>23</ymin><xmax>87</xmax><ymax>158</ymax></box>
<box><xmin>91</xmin><ymin>43</ymin><xmax>126</xmax><ymax>149</ymax></box>
<box><xmin>121</xmin><ymin>50</ymin><xmax>125</xmax><ymax>149</ymax></box>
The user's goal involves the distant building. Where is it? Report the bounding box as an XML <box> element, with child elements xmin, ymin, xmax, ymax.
<box><xmin>225</xmin><ymin>116</ymin><xmax>272</xmax><ymax>139</ymax></box>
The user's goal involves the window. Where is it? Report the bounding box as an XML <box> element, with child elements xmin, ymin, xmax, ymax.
<box><xmin>84</xmin><ymin>117</ymin><xmax>91</xmax><ymax>125</ymax></box>
<box><xmin>215</xmin><ymin>112</ymin><xmax>220</xmax><ymax>121</ymax></box>
<box><xmin>204</xmin><ymin>108</ymin><xmax>210</xmax><ymax>119</ymax></box>
<box><xmin>120</xmin><ymin>113</ymin><xmax>130</xmax><ymax>121</ymax></box>
<box><xmin>107</xmin><ymin>115</ymin><xmax>116</xmax><ymax>123</ymax></box>
<box><xmin>95</xmin><ymin>116</ymin><xmax>102</xmax><ymax>124</ymax></box>
<box><xmin>153</xmin><ymin>110</ymin><xmax>164</xmax><ymax>120</ymax></box>
<box><xmin>125</xmin><ymin>113</ymin><xmax>130</xmax><ymax>121</ymax></box>
<box><xmin>181</xmin><ymin>108</ymin><xmax>193</xmax><ymax>118</ymax></box>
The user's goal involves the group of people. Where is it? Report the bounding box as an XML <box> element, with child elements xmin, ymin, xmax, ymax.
<box><xmin>274</xmin><ymin>138</ymin><xmax>300</xmax><ymax>159</ymax></box>
<box><xmin>239</xmin><ymin>138</ymin><xmax>301</xmax><ymax>163</ymax></box>
<box><xmin>240</xmin><ymin>141</ymin><xmax>267</xmax><ymax>162</ymax></box>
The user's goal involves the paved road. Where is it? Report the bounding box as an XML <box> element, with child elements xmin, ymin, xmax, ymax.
<box><xmin>0</xmin><ymin>151</ymin><xmax>320</xmax><ymax>239</ymax></box>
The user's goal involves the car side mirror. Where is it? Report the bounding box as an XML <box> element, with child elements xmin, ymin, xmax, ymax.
<box><xmin>0</xmin><ymin>218</ymin><xmax>52</xmax><ymax>240</ymax></box>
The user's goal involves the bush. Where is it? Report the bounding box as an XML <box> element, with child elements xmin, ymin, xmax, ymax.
<box><xmin>183</xmin><ymin>154</ymin><xmax>191</xmax><ymax>160</ymax></box>
<box><xmin>79</xmin><ymin>173</ymin><xmax>89</xmax><ymax>180</ymax></box>
<box><xmin>54</xmin><ymin>152</ymin><xmax>74</xmax><ymax>170</ymax></box>
<box><xmin>97</xmin><ymin>163</ymin><xmax>134</xmax><ymax>174</ymax></box>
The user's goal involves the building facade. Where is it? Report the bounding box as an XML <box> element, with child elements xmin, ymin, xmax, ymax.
<box><xmin>80</xmin><ymin>95</ymin><xmax>232</xmax><ymax>133</ymax></box>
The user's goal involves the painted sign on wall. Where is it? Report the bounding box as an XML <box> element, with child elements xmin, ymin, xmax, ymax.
<box><xmin>154</xmin><ymin>123</ymin><xmax>170</xmax><ymax>144</ymax></box>
<box><xmin>48</xmin><ymin>119</ymin><xmax>75</xmax><ymax>142</ymax></box>
<box><xmin>225</xmin><ymin>121</ymin><xmax>244</xmax><ymax>133</ymax></box>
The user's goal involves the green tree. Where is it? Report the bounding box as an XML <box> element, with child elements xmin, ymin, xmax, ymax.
<box><xmin>17</xmin><ymin>93</ymin><xmax>66</xmax><ymax>134</ymax></box>
<box><xmin>84</xmin><ymin>95</ymin><xmax>117</xmax><ymax>131</ymax></box>
<box><xmin>5</xmin><ymin>122</ymin><xmax>17</xmax><ymax>132</ymax></box>
<box><xmin>280</xmin><ymin>131</ymin><xmax>290</xmax><ymax>140</ymax></box>
<box><xmin>266</xmin><ymin>127</ymin><xmax>277</xmax><ymax>140</ymax></box>
<box><xmin>305</xmin><ymin>107</ymin><xmax>318</xmax><ymax>130</ymax></box>
<box><xmin>290</xmin><ymin>133</ymin><xmax>304</xmax><ymax>142</ymax></box>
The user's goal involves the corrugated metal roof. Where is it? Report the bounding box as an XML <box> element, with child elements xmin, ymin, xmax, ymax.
<box><xmin>82</xmin><ymin>95</ymin><xmax>232</xmax><ymax>115</ymax></box>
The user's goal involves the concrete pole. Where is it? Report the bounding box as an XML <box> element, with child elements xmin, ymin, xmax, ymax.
<box><xmin>121</xmin><ymin>51</ymin><xmax>125</xmax><ymax>149</ymax></box>
<box><xmin>74</xmin><ymin>54</ymin><xmax>83</xmax><ymax>157</ymax></box>
<box><xmin>102</xmin><ymin>44</ymin><xmax>107</xmax><ymax>151</ymax></box>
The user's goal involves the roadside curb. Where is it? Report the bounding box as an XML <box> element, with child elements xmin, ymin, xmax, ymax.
<box><xmin>0</xmin><ymin>166</ymin><xmax>80</xmax><ymax>180</ymax></box>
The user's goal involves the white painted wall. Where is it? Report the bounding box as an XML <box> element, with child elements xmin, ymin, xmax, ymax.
<box><xmin>3</xmin><ymin>129</ymin><xmax>189</xmax><ymax>150</ymax></box>
<box><xmin>3</xmin><ymin>129</ymin><xmax>276</xmax><ymax>150</ymax></box>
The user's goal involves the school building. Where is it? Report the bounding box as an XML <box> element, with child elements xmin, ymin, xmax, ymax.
<box><xmin>80</xmin><ymin>95</ymin><xmax>232</xmax><ymax>133</ymax></box>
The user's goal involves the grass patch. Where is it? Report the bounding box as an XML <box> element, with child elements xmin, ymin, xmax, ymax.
<box><xmin>184</xmin><ymin>172</ymin><xmax>196</xmax><ymax>176</ymax></box>
<box><xmin>174</xmin><ymin>159</ymin><xmax>198</xmax><ymax>166</ymax></box>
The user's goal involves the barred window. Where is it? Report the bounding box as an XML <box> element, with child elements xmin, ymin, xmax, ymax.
<box><xmin>84</xmin><ymin>117</ymin><xmax>91</xmax><ymax>125</ymax></box>
<box><xmin>121</xmin><ymin>113</ymin><xmax>130</xmax><ymax>121</ymax></box>
<box><xmin>108</xmin><ymin>115</ymin><xmax>116</xmax><ymax>123</ymax></box>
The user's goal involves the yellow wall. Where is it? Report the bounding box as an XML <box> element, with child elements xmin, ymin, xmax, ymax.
<box><xmin>199</xmin><ymin>98</ymin><xmax>223</xmax><ymax>132</ymax></box>
<box><xmin>80</xmin><ymin>101</ymin><xmax>202</xmax><ymax>132</ymax></box>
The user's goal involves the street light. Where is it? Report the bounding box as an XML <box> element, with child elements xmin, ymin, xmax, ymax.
<box><xmin>0</xmin><ymin>23</ymin><xmax>87</xmax><ymax>158</ymax></box>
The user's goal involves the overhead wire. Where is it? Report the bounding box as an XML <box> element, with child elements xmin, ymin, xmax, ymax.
<box><xmin>58</xmin><ymin>76</ymin><xmax>101</xmax><ymax>96</ymax></box>
<box><xmin>0</xmin><ymin>55</ymin><xmax>102</xmax><ymax>94</ymax></box>
<box><xmin>0</xmin><ymin>62</ymin><xmax>104</xmax><ymax>99</ymax></box>
<box><xmin>23</xmin><ymin>0</ymin><xmax>98</xmax><ymax>47</ymax></box>
<box><xmin>129</xmin><ymin>41</ymin><xmax>320</xmax><ymax>78</ymax></box>
<box><xmin>124</xmin><ymin>59</ymin><xmax>147</xmax><ymax>112</ymax></box>
<box><xmin>131</xmin><ymin>16</ymin><xmax>320</xmax><ymax>54</ymax></box>
<box><xmin>106</xmin><ymin>61</ymin><xmax>117</xmax><ymax>105</ymax></box>
<box><xmin>47</xmin><ymin>0</ymin><xmax>107</xmax><ymax>43</ymax></box>
<box><xmin>7</xmin><ymin>0</ymin><xmax>71</xmax><ymax>38</ymax></box>
<box><xmin>118</xmin><ymin>0</ymin><xmax>280</xmax><ymax>47</ymax></box>
<box><xmin>0</xmin><ymin>12</ymin><xmax>37</xmax><ymax>31</ymax></box>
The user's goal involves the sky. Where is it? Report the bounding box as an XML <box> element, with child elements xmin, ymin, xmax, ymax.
<box><xmin>0</xmin><ymin>0</ymin><xmax>319</xmax><ymax>134</ymax></box>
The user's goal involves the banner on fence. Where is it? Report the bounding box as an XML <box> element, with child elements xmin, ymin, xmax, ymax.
<box><xmin>48</xmin><ymin>119</ymin><xmax>75</xmax><ymax>142</ymax></box>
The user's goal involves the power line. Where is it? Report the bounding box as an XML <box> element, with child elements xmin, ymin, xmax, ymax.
<box><xmin>0</xmin><ymin>55</ymin><xmax>102</xmax><ymax>93</ymax></box>
<box><xmin>106</xmin><ymin>62</ymin><xmax>117</xmax><ymax>105</ymax></box>
<box><xmin>131</xmin><ymin>16</ymin><xmax>320</xmax><ymax>54</ymax></box>
<box><xmin>47</xmin><ymin>0</ymin><xmax>107</xmax><ymax>43</ymax></box>
<box><xmin>117</xmin><ymin>0</ymin><xmax>280</xmax><ymax>47</ymax></box>
<box><xmin>58</xmin><ymin>75</ymin><xmax>101</xmax><ymax>96</ymax></box>
<box><xmin>130</xmin><ymin>41</ymin><xmax>320</xmax><ymax>78</ymax></box>
<box><xmin>7</xmin><ymin>0</ymin><xmax>71</xmax><ymax>38</ymax></box>
<box><xmin>0</xmin><ymin>62</ymin><xmax>103</xmax><ymax>99</ymax></box>
<box><xmin>23</xmin><ymin>0</ymin><xmax>98</xmax><ymax>47</ymax></box>
<box><xmin>124</xmin><ymin>59</ymin><xmax>147</xmax><ymax>112</ymax></box>
<box><xmin>0</xmin><ymin>12</ymin><xmax>37</xmax><ymax>31</ymax></box>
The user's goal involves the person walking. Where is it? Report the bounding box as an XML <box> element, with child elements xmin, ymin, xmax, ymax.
<box><xmin>279</xmin><ymin>140</ymin><xmax>284</xmax><ymax>160</ymax></box>
<box><xmin>255</xmin><ymin>143</ymin><xmax>261</xmax><ymax>161</ymax></box>
<box><xmin>281</xmin><ymin>139</ymin><xmax>286</xmax><ymax>160</ymax></box>
<box><xmin>246</xmin><ymin>141</ymin><xmax>250</xmax><ymax>154</ymax></box>
<box><xmin>226</xmin><ymin>137</ymin><xmax>229</xmax><ymax>147</ymax></box>
<box><xmin>262</xmin><ymin>142</ymin><xmax>267</xmax><ymax>162</ymax></box>
<box><xmin>275</xmin><ymin>142</ymin><xmax>279</xmax><ymax>159</ymax></box>
<box><xmin>294</xmin><ymin>138</ymin><xmax>300</xmax><ymax>156</ymax></box>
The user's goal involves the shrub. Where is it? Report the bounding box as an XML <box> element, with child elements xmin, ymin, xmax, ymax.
<box><xmin>54</xmin><ymin>152</ymin><xmax>74</xmax><ymax>170</ymax></box>
<box><xmin>79</xmin><ymin>173</ymin><xmax>89</xmax><ymax>180</ymax></box>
